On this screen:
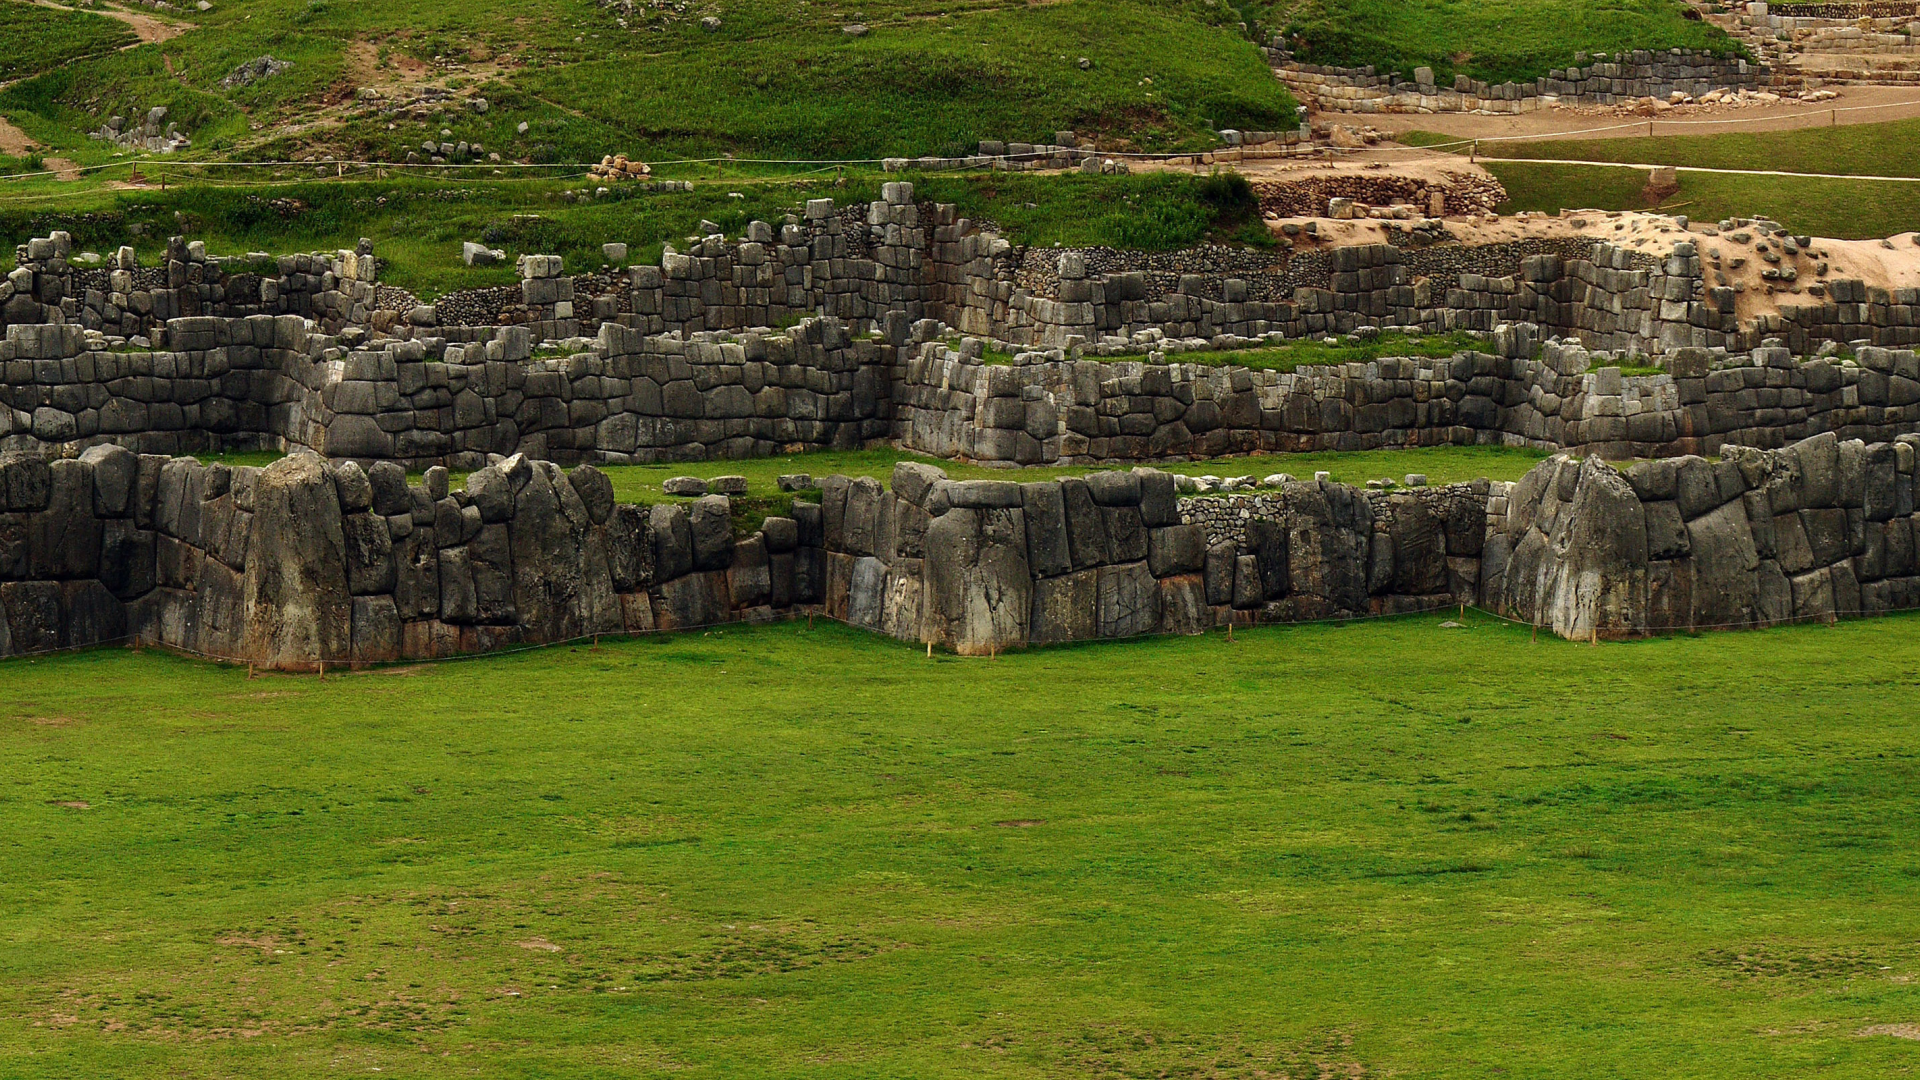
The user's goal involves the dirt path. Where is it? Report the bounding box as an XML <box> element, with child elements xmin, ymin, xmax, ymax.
<box><xmin>1320</xmin><ymin>84</ymin><xmax>1920</xmax><ymax>144</ymax></box>
<box><xmin>1132</xmin><ymin>146</ymin><xmax>1504</xmax><ymax>186</ymax></box>
<box><xmin>0</xmin><ymin>114</ymin><xmax>35</xmax><ymax>155</ymax></box>
<box><xmin>25</xmin><ymin>0</ymin><xmax>189</xmax><ymax>46</ymax></box>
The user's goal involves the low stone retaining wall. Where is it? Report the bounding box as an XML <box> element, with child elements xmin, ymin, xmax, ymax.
<box><xmin>1272</xmin><ymin>48</ymin><xmax>1766</xmax><ymax>115</ymax></box>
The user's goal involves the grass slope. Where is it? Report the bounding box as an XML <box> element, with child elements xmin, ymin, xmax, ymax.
<box><xmin>0</xmin><ymin>2</ymin><xmax>134</xmax><ymax>81</ymax></box>
<box><xmin>0</xmin><ymin>0</ymin><xmax>1296</xmax><ymax>166</ymax></box>
<box><xmin>5</xmin><ymin>614</ymin><xmax>1920</xmax><ymax>1076</ymax></box>
<box><xmin>1252</xmin><ymin>0</ymin><xmax>1740</xmax><ymax>85</ymax></box>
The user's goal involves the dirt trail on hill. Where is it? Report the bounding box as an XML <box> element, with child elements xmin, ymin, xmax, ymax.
<box><xmin>1321</xmin><ymin>85</ymin><xmax>1920</xmax><ymax>144</ymax></box>
<box><xmin>26</xmin><ymin>0</ymin><xmax>189</xmax><ymax>46</ymax></box>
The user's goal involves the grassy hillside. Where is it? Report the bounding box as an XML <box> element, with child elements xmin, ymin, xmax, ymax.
<box><xmin>0</xmin><ymin>2</ymin><xmax>134</xmax><ymax>80</ymax></box>
<box><xmin>6</xmin><ymin>614</ymin><xmax>1920</xmax><ymax>1076</ymax></box>
<box><xmin>0</xmin><ymin>0</ymin><xmax>1297</xmax><ymax>167</ymax></box>
<box><xmin>1252</xmin><ymin>0</ymin><xmax>1742</xmax><ymax>85</ymax></box>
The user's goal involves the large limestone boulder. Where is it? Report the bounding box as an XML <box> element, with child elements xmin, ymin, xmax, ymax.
<box><xmin>923</xmin><ymin>506</ymin><xmax>1030</xmax><ymax>654</ymax></box>
<box><xmin>242</xmin><ymin>454</ymin><xmax>350</xmax><ymax>668</ymax></box>
<box><xmin>1538</xmin><ymin>457</ymin><xmax>1649</xmax><ymax>639</ymax></box>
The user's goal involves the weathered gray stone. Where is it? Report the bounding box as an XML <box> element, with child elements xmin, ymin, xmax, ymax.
<box><xmin>923</xmin><ymin>506</ymin><xmax>1030</xmax><ymax>654</ymax></box>
<box><xmin>242</xmin><ymin>454</ymin><xmax>350</xmax><ymax>668</ymax></box>
<box><xmin>689</xmin><ymin>494</ymin><xmax>733</xmax><ymax>571</ymax></box>
<box><xmin>1059</xmin><ymin>477</ymin><xmax>1109</xmax><ymax>569</ymax></box>
<box><xmin>569</xmin><ymin>464</ymin><xmax>615</xmax><ymax>525</ymax></box>
<box><xmin>1020</xmin><ymin>481</ymin><xmax>1072</xmax><ymax>579</ymax></box>
<box><xmin>1688</xmin><ymin>499</ymin><xmax>1760</xmax><ymax>630</ymax></box>
<box><xmin>650</xmin><ymin>503</ymin><xmax>693</xmax><ymax>581</ymax></box>
<box><xmin>1096</xmin><ymin>561</ymin><xmax>1160</xmax><ymax>637</ymax></box>
<box><xmin>79</xmin><ymin>444</ymin><xmax>136</xmax><ymax>518</ymax></box>
<box><xmin>1030</xmin><ymin>568</ymin><xmax>1097</xmax><ymax>644</ymax></box>
<box><xmin>1147</xmin><ymin>524</ymin><xmax>1206</xmax><ymax>578</ymax></box>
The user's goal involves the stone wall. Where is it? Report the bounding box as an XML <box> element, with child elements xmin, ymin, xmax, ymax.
<box><xmin>1272</xmin><ymin>48</ymin><xmax>1767</xmax><ymax>115</ymax></box>
<box><xmin>0</xmin><ymin>316</ymin><xmax>897</xmax><ymax>468</ymax></box>
<box><xmin>14</xmin><ymin>308</ymin><xmax>1920</xmax><ymax>469</ymax></box>
<box><xmin>17</xmin><ymin>189</ymin><xmax>1919</xmax><ymax>365</ymax></box>
<box><xmin>15</xmin><ymin>233</ymin><xmax>383</xmax><ymax>340</ymax></box>
<box><xmin>11</xmin><ymin>430</ymin><xmax>1919</xmax><ymax>662</ymax></box>
<box><xmin>0</xmin><ymin>452</ymin><xmax>1481</xmax><ymax>663</ymax></box>
<box><xmin>1487</xmin><ymin>430</ymin><xmax>1920</xmax><ymax>636</ymax></box>
<box><xmin>892</xmin><ymin>325</ymin><xmax>1920</xmax><ymax>465</ymax></box>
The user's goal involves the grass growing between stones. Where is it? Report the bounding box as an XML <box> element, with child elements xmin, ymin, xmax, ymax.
<box><xmin>1184</xmin><ymin>329</ymin><xmax>1487</xmax><ymax>373</ymax></box>
<box><xmin>6</xmin><ymin>612</ymin><xmax>1920</xmax><ymax>1076</ymax></box>
<box><xmin>199</xmin><ymin>444</ymin><xmax>1551</xmax><ymax>504</ymax></box>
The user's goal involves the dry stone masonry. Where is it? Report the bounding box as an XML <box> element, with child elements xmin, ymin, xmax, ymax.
<box><xmin>1270</xmin><ymin>44</ymin><xmax>1767</xmax><ymax>115</ymax></box>
<box><xmin>9</xmin><ymin>184</ymin><xmax>1920</xmax><ymax>663</ymax></box>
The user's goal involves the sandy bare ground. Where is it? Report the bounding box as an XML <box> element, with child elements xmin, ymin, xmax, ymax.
<box><xmin>1319</xmin><ymin>84</ymin><xmax>1920</xmax><ymax>144</ymax></box>
<box><xmin>1269</xmin><ymin>202</ymin><xmax>1920</xmax><ymax>322</ymax></box>
<box><xmin>1134</xmin><ymin>146</ymin><xmax>1506</xmax><ymax>187</ymax></box>
<box><xmin>0</xmin><ymin>114</ymin><xmax>34</xmax><ymax>155</ymax></box>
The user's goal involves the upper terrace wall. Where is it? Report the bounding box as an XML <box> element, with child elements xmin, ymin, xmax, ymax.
<box><xmin>1270</xmin><ymin>47</ymin><xmax>1768</xmax><ymax>115</ymax></box>
<box><xmin>16</xmin><ymin>185</ymin><xmax>1917</xmax><ymax>364</ymax></box>
<box><xmin>10</xmin><ymin>310</ymin><xmax>1920</xmax><ymax>469</ymax></box>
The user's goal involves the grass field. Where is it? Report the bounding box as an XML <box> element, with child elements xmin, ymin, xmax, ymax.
<box><xmin>1485</xmin><ymin>161</ymin><xmax>1920</xmax><ymax>239</ymax></box>
<box><xmin>6</xmin><ymin>611</ymin><xmax>1920</xmax><ymax>1076</ymax></box>
<box><xmin>1462</xmin><ymin>117</ymin><xmax>1920</xmax><ymax>179</ymax></box>
<box><xmin>1402</xmin><ymin>119</ymin><xmax>1920</xmax><ymax>238</ymax></box>
<box><xmin>1252</xmin><ymin>0</ymin><xmax>1740</xmax><ymax>85</ymax></box>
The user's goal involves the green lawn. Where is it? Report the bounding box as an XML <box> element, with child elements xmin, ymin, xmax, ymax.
<box><xmin>6</xmin><ymin>612</ymin><xmax>1920</xmax><ymax>1076</ymax></box>
<box><xmin>1458</xmin><ymin>117</ymin><xmax>1920</xmax><ymax>179</ymax></box>
<box><xmin>1483</xmin><ymin>160</ymin><xmax>1920</xmax><ymax>240</ymax></box>
<box><xmin>1253</xmin><ymin>0</ymin><xmax>1740</xmax><ymax>85</ymax></box>
<box><xmin>1194</xmin><ymin>329</ymin><xmax>1488</xmax><ymax>372</ymax></box>
<box><xmin>1402</xmin><ymin>119</ymin><xmax>1920</xmax><ymax>238</ymax></box>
